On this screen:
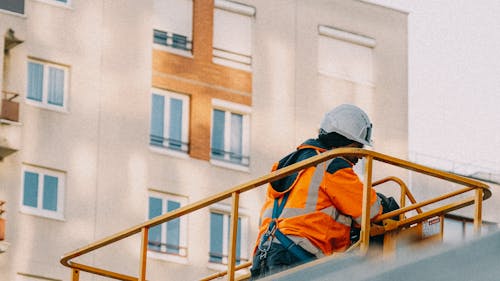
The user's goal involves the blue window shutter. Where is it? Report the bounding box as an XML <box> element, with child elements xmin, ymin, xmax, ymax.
<box><xmin>230</xmin><ymin>113</ymin><xmax>243</xmax><ymax>162</ymax></box>
<box><xmin>169</xmin><ymin>98</ymin><xmax>183</xmax><ymax>150</ymax></box>
<box><xmin>27</xmin><ymin>62</ymin><xmax>44</xmax><ymax>102</ymax></box>
<box><xmin>210</xmin><ymin>212</ymin><xmax>224</xmax><ymax>263</ymax></box>
<box><xmin>151</xmin><ymin>94</ymin><xmax>165</xmax><ymax>146</ymax></box>
<box><xmin>148</xmin><ymin>197</ymin><xmax>163</xmax><ymax>251</ymax></box>
<box><xmin>166</xmin><ymin>200</ymin><xmax>181</xmax><ymax>254</ymax></box>
<box><xmin>42</xmin><ymin>175</ymin><xmax>58</xmax><ymax>211</ymax></box>
<box><xmin>48</xmin><ymin>67</ymin><xmax>65</xmax><ymax>106</ymax></box>
<box><xmin>23</xmin><ymin>171</ymin><xmax>39</xmax><ymax>207</ymax></box>
<box><xmin>211</xmin><ymin>109</ymin><xmax>225</xmax><ymax>157</ymax></box>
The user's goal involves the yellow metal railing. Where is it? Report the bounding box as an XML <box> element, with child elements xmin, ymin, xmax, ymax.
<box><xmin>60</xmin><ymin>148</ymin><xmax>491</xmax><ymax>281</ymax></box>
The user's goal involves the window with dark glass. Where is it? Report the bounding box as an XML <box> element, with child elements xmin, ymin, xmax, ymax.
<box><xmin>0</xmin><ymin>0</ymin><xmax>25</xmax><ymax>14</ymax></box>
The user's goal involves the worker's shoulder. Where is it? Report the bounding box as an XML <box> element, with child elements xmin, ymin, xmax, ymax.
<box><xmin>277</xmin><ymin>148</ymin><xmax>318</xmax><ymax>169</ymax></box>
<box><xmin>326</xmin><ymin>157</ymin><xmax>351</xmax><ymax>174</ymax></box>
<box><xmin>297</xmin><ymin>147</ymin><xmax>319</xmax><ymax>161</ymax></box>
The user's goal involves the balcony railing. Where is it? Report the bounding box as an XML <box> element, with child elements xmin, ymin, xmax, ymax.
<box><xmin>150</xmin><ymin>135</ymin><xmax>189</xmax><ymax>153</ymax></box>
<box><xmin>211</xmin><ymin>148</ymin><xmax>250</xmax><ymax>166</ymax></box>
<box><xmin>153</xmin><ymin>29</ymin><xmax>192</xmax><ymax>52</ymax></box>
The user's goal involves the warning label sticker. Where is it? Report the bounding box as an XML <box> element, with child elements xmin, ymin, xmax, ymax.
<box><xmin>422</xmin><ymin>216</ymin><xmax>441</xmax><ymax>238</ymax></box>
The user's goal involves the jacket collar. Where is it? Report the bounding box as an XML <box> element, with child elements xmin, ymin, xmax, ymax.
<box><xmin>297</xmin><ymin>138</ymin><xmax>329</xmax><ymax>153</ymax></box>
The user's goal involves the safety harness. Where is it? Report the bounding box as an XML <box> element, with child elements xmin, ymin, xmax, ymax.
<box><xmin>257</xmin><ymin>191</ymin><xmax>314</xmax><ymax>265</ymax></box>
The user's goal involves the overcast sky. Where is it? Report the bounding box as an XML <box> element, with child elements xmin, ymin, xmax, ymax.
<box><xmin>365</xmin><ymin>0</ymin><xmax>500</xmax><ymax>174</ymax></box>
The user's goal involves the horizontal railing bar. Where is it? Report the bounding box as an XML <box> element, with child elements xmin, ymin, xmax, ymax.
<box><xmin>372</xmin><ymin>176</ymin><xmax>405</xmax><ymax>187</ymax></box>
<box><xmin>372</xmin><ymin>176</ymin><xmax>419</xmax><ymax>220</ymax></box>
<box><xmin>70</xmin><ymin>262</ymin><xmax>137</xmax><ymax>281</ymax></box>
<box><xmin>392</xmin><ymin>197</ymin><xmax>476</xmax><ymax>229</ymax></box>
<box><xmin>200</xmin><ymin>261</ymin><xmax>252</xmax><ymax>281</ymax></box>
<box><xmin>373</xmin><ymin>185</ymin><xmax>478</xmax><ymax>222</ymax></box>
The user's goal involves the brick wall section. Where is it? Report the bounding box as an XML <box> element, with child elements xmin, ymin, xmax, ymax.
<box><xmin>193</xmin><ymin>0</ymin><xmax>213</xmax><ymax>61</ymax></box>
<box><xmin>152</xmin><ymin>0</ymin><xmax>253</xmax><ymax>161</ymax></box>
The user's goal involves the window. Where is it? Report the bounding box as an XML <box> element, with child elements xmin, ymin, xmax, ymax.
<box><xmin>147</xmin><ymin>192</ymin><xmax>188</xmax><ymax>261</ymax></box>
<box><xmin>318</xmin><ymin>25</ymin><xmax>375</xmax><ymax>86</ymax></box>
<box><xmin>150</xmin><ymin>89</ymin><xmax>190</xmax><ymax>155</ymax></box>
<box><xmin>21</xmin><ymin>165</ymin><xmax>65</xmax><ymax>220</ymax></box>
<box><xmin>211</xmin><ymin>99</ymin><xmax>250</xmax><ymax>168</ymax></box>
<box><xmin>213</xmin><ymin>0</ymin><xmax>255</xmax><ymax>71</ymax></box>
<box><xmin>153</xmin><ymin>0</ymin><xmax>193</xmax><ymax>54</ymax></box>
<box><xmin>27</xmin><ymin>59</ymin><xmax>69</xmax><ymax>111</ymax></box>
<box><xmin>0</xmin><ymin>0</ymin><xmax>24</xmax><ymax>14</ymax></box>
<box><xmin>209</xmin><ymin>206</ymin><xmax>248</xmax><ymax>265</ymax></box>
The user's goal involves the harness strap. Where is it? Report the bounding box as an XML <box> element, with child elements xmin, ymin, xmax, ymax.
<box><xmin>273</xmin><ymin>192</ymin><xmax>290</xmax><ymax>219</ymax></box>
<box><xmin>258</xmin><ymin>150</ymin><xmax>322</xmax><ymax>262</ymax></box>
<box><xmin>258</xmin><ymin>192</ymin><xmax>290</xmax><ymax>258</ymax></box>
<box><xmin>258</xmin><ymin>191</ymin><xmax>316</xmax><ymax>262</ymax></box>
<box><xmin>274</xmin><ymin>229</ymin><xmax>315</xmax><ymax>261</ymax></box>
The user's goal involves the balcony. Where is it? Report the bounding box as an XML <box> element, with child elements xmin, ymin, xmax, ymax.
<box><xmin>0</xmin><ymin>91</ymin><xmax>21</xmax><ymax>160</ymax></box>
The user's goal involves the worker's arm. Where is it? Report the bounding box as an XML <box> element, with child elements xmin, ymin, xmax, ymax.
<box><xmin>322</xmin><ymin>161</ymin><xmax>382</xmax><ymax>224</ymax></box>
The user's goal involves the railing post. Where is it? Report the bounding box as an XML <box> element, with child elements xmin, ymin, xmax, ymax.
<box><xmin>227</xmin><ymin>192</ymin><xmax>240</xmax><ymax>281</ymax></box>
<box><xmin>139</xmin><ymin>227</ymin><xmax>149</xmax><ymax>281</ymax></box>
<box><xmin>72</xmin><ymin>269</ymin><xmax>79</xmax><ymax>281</ymax></box>
<box><xmin>360</xmin><ymin>156</ymin><xmax>373</xmax><ymax>254</ymax></box>
<box><xmin>474</xmin><ymin>188</ymin><xmax>483</xmax><ymax>235</ymax></box>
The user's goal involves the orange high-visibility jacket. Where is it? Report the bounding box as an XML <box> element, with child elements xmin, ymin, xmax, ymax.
<box><xmin>255</xmin><ymin>139</ymin><xmax>382</xmax><ymax>255</ymax></box>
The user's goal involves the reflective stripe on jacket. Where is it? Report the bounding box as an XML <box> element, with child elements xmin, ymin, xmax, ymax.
<box><xmin>255</xmin><ymin>139</ymin><xmax>382</xmax><ymax>255</ymax></box>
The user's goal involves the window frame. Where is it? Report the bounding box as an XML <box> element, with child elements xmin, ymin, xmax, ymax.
<box><xmin>212</xmin><ymin>0</ymin><xmax>255</xmax><ymax>71</ymax></box>
<box><xmin>20</xmin><ymin>164</ymin><xmax>65</xmax><ymax>221</ymax></box>
<box><xmin>26</xmin><ymin>58</ymin><xmax>70</xmax><ymax>112</ymax></box>
<box><xmin>208</xmin><ymin>204</ymin><xmax>249</xmax><ymax>269</ymax></box>
<box><xmin>152</xmin><ymin>0</ymin><xmax>193</xmax><ymax>57</ymax></box>
<box><xmin>149</xmin><ymin>88</ymin><xmax>190</xmax><ymax>158</ymax></box>
<box><xmin>210</xmin><ymin>99</ymin><xmax>251</xmax><ymax>171</ymax></box>
<box><xmin>147</xmin><ymin>191</ymin><xmax>189</xmax><ymax>264</ymax></box>
<box><xmin>317</xmin><ymin>25</ymin><xmax>376</xmax><ymax>86</ymax></box>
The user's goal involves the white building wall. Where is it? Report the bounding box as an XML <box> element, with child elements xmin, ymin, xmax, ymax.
<box><xmin>0</xmin><ymin>1</ymin><xmax>408</xmax><ymax>280</ymax></box>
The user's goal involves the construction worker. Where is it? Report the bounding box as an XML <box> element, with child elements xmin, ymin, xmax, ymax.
<box><xmin>250</xmin><ymin>104</ymin><xmax>383</xmax><ymax>279</ymax></box>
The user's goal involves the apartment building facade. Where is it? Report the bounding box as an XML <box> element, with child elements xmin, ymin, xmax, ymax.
<box><xmin>0</xmin><ymin>0</ymin><xmax>408</xmax><ymax>280</ymax></box>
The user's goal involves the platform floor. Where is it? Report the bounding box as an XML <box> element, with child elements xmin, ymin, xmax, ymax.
<box><xmin>262</xmin><ymin>230</ymin><xmax>500</xmax><ymax>281</ymax></box>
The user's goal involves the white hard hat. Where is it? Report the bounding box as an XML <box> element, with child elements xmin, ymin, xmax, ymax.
<box><xmin>320</xmin><ymin>104</ymin><xmax>373</xmax><ymax>146</ymax></box>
